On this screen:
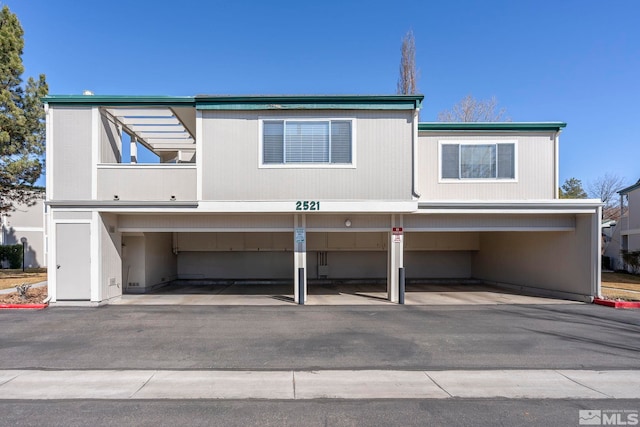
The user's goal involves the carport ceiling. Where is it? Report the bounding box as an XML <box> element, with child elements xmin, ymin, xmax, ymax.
<box><xmin>103</xmin><ymin>106</ymin><xmax>196</xmax><ymax>153</ymax></box>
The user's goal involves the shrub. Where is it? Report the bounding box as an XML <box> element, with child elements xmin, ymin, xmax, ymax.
<box><xmin>0</xmin><ymin>244</ymin><xmax>23</xmax><ymax>269</ymax></box>
<box><xmin>15</xmin><ymin>283</ymin><xmax>32</xmax><ymax>301</ymax></box>
<box><xmin>621</xmin><ymin>250</ymin><xmax>640</xmax><ymax>274</ymax></box>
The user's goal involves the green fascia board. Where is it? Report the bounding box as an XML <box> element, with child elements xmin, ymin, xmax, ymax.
<box><xmin>618</xmin><ymin>180</ymin><xmax>640</xmax><ymax>195</ymax></box>
<box><xmin>42</xmin><ymin>94</ymin><xmax>424</xmax><ymax>110</ymax></box>
<box><xmin>195</xmin><ymin>95</ymin><xmax>424</xmax><ymax>110</ymax></box>
<box><xmin>418</xmin><ymin>122</ymin><xmax>567</xmax><ymax>132</ymax></box>
<box><xmin>42</xmin><ymin>95</ymin><xmax>195</xmax><ymax>106</ymax></box>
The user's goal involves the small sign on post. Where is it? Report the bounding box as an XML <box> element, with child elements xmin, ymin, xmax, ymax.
<box><xmin>392</xmin><ymin>227</ymin><xmax>403</xmax><ymax>243</ymax></box>
<box><xmin>295</xmin><ymin>227</ymin><xmax>306</xmax><ymax>252</ymax></box>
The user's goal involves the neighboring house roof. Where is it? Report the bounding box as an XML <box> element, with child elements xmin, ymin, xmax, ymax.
<box><xmin>618</xmin><ymin>179</ymin><xmax>640</xmax><ymax>195</ymax></box>
<box><xmin>42</xmin><ymin>94</ymin><xmax>425</xmax><ymax>110</ymax></box>
<box><xmin>418</xmin><ymin>122</ymin><xmax>567</xmax><ymax>132</ymax></box>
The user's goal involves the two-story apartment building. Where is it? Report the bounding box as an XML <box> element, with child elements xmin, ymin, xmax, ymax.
<box><xmin>607</xmin><ymin>180</ymin><xmax>640</xmax><ymax>272</ymax></box>
<box><xmin>42</xmin><ymin>94</ymin><xmax>602</xmax><ymax>304</ymax></box>
<box><xmin>0</xmin><ymin>196</ymin><xmax>46</xmax><ymax>268</ymax></box>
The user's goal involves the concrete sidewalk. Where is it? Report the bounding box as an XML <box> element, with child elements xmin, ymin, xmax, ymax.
<box><xmin>1</xmin><ymin>369</ymin><xmax>638</xmax><ymax>400</ymax></box>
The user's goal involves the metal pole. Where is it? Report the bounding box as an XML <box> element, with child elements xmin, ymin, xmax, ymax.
<box><xmin>20</xmin><ymin>237</ymin><xmax>27</xmax><ymax>272</ymax></box>
<box><xmin>298</xmin><ymin>267</ymin><xmax>304</xmax><ymax>305</ymax></box>
<box><xmin>398</xmin><ymin>267</ymin><xmax>405</xmax><ymax>304</ymax></box>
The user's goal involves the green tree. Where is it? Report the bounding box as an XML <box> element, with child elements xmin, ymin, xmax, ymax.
<box><xmin>397</xmin><ymin>29</ymin><xmax>418</xmax><ymax>95</ymax></box>
<box><xmin>559</xmin><ymin>177</ymin><xmax>588</xmax><ymax>199</ymax></box>
<box><xmin>0</xmin><ymin>5</ymin><xmax>48</xmax><ymax>213</ymax></box>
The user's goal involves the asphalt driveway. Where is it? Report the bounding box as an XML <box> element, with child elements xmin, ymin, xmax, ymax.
<box><xmin>1</xmin><ymin>304</ymin><xmax>638</xmax><ymax>371</ymax></box>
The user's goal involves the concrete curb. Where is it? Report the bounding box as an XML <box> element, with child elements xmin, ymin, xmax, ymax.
<box><xmin>594</xmin><ymin>298</ymin><xmax>640</xmax><ymax>309</ymax></box>
<box><xmin>0</xmin><ymin>303</ymin><xmax>48</xmax><ymax>310</ymax></box>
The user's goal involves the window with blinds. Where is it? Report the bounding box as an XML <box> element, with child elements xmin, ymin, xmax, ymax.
<box><xmin>262</xmin><ymin>119</ymin><xmax>352</xmax><ymax>165</ymax></box>
<box><xmin>441</xmin><ymin>142</ymin><xmax>516</xmax><ymax>180</ymax></box>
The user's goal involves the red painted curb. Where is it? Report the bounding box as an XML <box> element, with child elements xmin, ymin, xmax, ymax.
<box><xmin>0</xmin><ymin>303</ymin><xmax>48</xmax><ymax>310</ymax></box>
<box><xmin>594</xmin><ymin>298</ymin><xmax>640</xmax><ymax>309</ymax></box>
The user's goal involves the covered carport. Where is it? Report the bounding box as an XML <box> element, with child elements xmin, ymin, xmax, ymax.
<box><xmin>118</xmin><ymin>213</ymin><xmax>296</xmax><ymax>299</ymax></box>
<box><xmin>116</xmin><ymin>212</ymin><xmax>406</xmax><ymax>305</ymax></box>
<box><xmin>403</xmin><ymin>200</ymin><xmax>602</xmax><ymax>302</ymax></box>
<box><xmin>304</xmin><ymin>214</ymin><xmax>392</xmax><ymax>304</ymax></box>
<box><xmin>112</xmin><ymin>200</ymin><xmax>601</xmax><ymax>305</ymax></box>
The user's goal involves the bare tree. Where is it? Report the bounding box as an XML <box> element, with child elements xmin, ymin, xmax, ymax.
<box><xmin>397</xmin><ymin>30</ymin><xmax>418</xmax><ymax>95</ymax></box>
<box><xmin>587</xmin><ymin>173</ymin><xmax>627</xmax><ymax>220</ymax></box>
<box><xmin>437</xmin><ymin>94</ymin><xmax>510</xmax><ymax>122</ymax></box>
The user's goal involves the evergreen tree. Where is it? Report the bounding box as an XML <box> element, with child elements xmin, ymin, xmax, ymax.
<box><xmin>0</xmin><ymin>5</ymin><xmax>48</xmax><ymax>213</ymax></box>
<box><xmin>559</xmin><ymin>177</ymin><xmax>588</xmax><ymax>199</ymax></box>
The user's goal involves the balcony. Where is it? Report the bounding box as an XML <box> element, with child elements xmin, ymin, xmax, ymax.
<box><xmin>97</xmin><ymin>164</ymin><xmax>197</xmax><ymax>201</ymax></box>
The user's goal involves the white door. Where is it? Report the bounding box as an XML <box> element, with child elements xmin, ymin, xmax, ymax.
<box><xmin>56</xmin><ymin>223</ymin><xmax>91</xmax><ymax>300</ymax></box>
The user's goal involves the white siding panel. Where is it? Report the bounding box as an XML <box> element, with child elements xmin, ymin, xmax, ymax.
<box><xmin>52</xmin><ymin>107</ymin><xmax>93</xmax><ymax>200</ymax></box>
<box><xmin>177</xmin><ymin>251</ymin><xmax>293</xmax><ymax>279</ymax></box>
<box><xmin>122</xmin><ymin>235</ymin><xmax>145</xmax><ymax>288</ymax></box>
<box><xmin>307</xmin><ymin>232</ymin><xmax>386</xmax><ymax>250</ymax></box>
<box><xmin>628</xmin><ymin>189</ymin><xmax>640</xmax><ymax>231</ymax></box>
<box><xmin>201</xmin><ymin>110</ymin><xmax>414</xmax><ymax>200</ymax></box>
<box><xmin>97</xmin><ymin>166</ymin><xmax>196</xmax><ymax>201</ymax></box>
<box><xmin>176</xmin><ymin>232</ymin><xmax>293</xmax><ymax>251</ymax></box>
<box><xmin>319</xmin><ymin>251</ymin><xmax>387</xmax><ymax>278</ymax></box>
<box><xmin>144</xmin><ymin>233</ymin><xmax>177</xmax><ymax>286</ymax></box>
<box><xmin>418</xmin><ymin>132</ymin><xmax>556</xmax><ymax>200</ymax></box>
<box><xmin>404</xmin><ymin>251</ymin><xmax>473</xmax><ymax>278</ymax></box>
<box><xmin>306</xmin><ymin>214</ymin><xmax>390</xmax><ymax>230</ymax></box>
<box><xmin>99</xmin><ymin>213</ymin><xmax>122</xmax><ymax>300</ymax></box>
<box><xmin>119</xmin><ymin>214</ymin><xmax>294</xmax><ymax>231</ymax></box>
<box><xmin>100</xmin><ymin>114</ymin><xmax>121</xmax><ymax>163</ymax></box>
<box><xmin>404</xmin><ymin>214</ymin><xmax>575</xmax><ymax>231</ymax></box>
<box><xmin>405</xmin><ymin>232</ymin><xmax>480</xmax><ymax>250</ymax></box>
<box><xmin>52</xmin><ymin>211</ymin><xmax>93</xmax><ymax>220</ymax></box>
<box><xmin>630</xmin><ymin>234</ymin><xmax>640</xmax><ymax>252</ymax></box>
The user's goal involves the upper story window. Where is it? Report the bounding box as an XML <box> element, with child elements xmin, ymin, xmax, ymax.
<box><xmin>440</xmin><ymin>141</ymin><xmax>516</xmax><ymax>181</ymax></box>
<box><xmin>262</xmin><ymin>119</ymin><xmax>353</xmax><ymax>166</ymax></box>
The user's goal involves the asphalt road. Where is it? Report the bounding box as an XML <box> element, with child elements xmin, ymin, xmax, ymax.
<box><xmin>2</xmin><ymin>399</ymin><xmax>639</xmax><ymax>427</ymax></box>
<box><xmin>1</xmin><ymin>303</ymin><xmax>638</xmax><ymax>370</ymax></box>
<box><xmin>1</xmin><ymin>303</ymin><xmax>639</xmax><ymax>426</ymax></box>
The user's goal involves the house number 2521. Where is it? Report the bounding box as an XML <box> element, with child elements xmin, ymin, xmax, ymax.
<box><xmin>295</xmin><ymin>201</ymin><xmax>320</xmax><ymax>211</ymax></box>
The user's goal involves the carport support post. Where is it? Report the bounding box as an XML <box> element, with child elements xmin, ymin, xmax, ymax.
<box><xmin>298</xmin><ymin>268</ymin><xmax>304</xmax><ymax>305</ymax></box>
<box><xmin>398</xmin><ymin>267</ymin><xmax>405</xmax><ymax>304</ymax></box>
<box><xmin>387</xmin><ymin>215</ymin><xmax>404</xmax><ymax>303</ymax></box>
<box><xmin>294</xmin><ymin>215</ymin><xmax>307</xmax><ymax>304</ymax></box>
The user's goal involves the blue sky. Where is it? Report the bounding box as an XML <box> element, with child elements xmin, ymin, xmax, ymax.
<box><xmin>6</xmin><ymin>0</ymin><xmax>639</xmax><ymax>190</ymax></box>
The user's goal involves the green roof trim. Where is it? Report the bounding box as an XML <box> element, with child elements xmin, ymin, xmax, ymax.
<box><xmin>195</xmin><ymin>95</ymin><xmax>423</xmax><ymax>110</ymax></box>
<box><xmin>42</xmin><ymin>94</ymin><xmax>424</xmax><ymax>110</ymax></box>
<box><xmin>42</xmin><ymin>95</ymin><xmax>195</xmax><ymax>106</ymax></box>
<box><xmin>618</xmin><ymin>180</ymin><xmax>640</xmax><ymax>195</ymax></box>
<box><xmin>418</xmin><ymin>122</ymin><xmax>567</xmax><ymax>132</ymax></box>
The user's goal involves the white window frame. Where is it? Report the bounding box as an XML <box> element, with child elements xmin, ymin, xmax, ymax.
<box><xmin>438</xmin><ymin>140</ymin><xmax>518</xmax><ymax>183</ymax></box>
<box><xmin>258</xmin><ymin>117</ymin><xmax>356</xmax><ymax>169</ymax></box>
